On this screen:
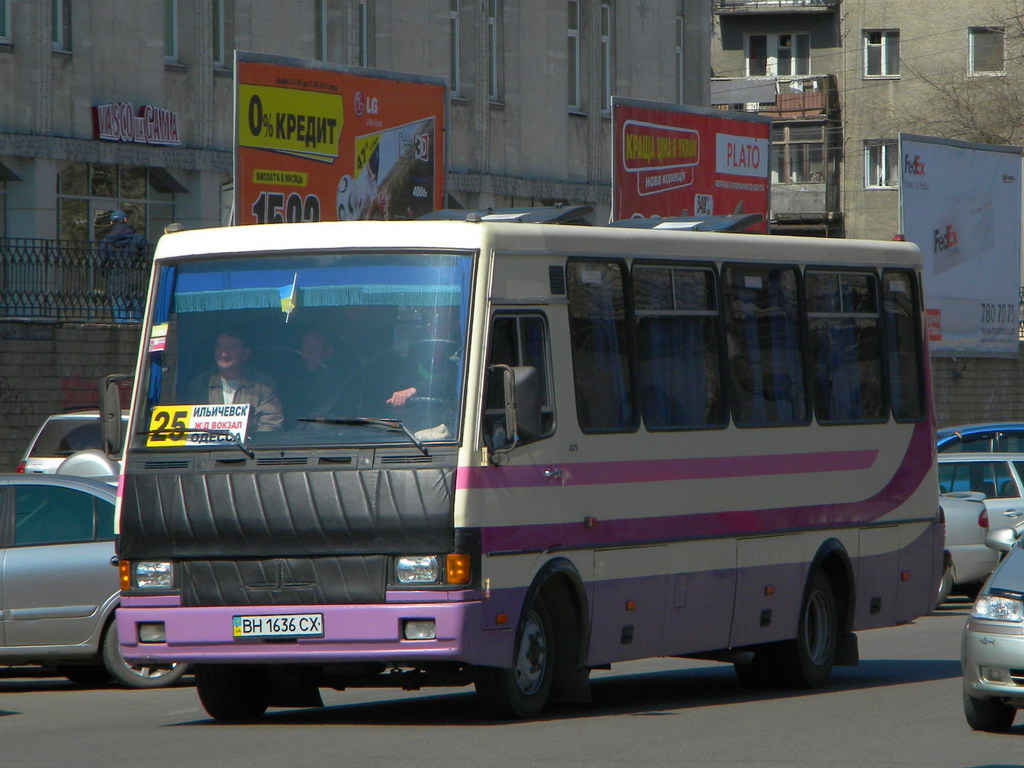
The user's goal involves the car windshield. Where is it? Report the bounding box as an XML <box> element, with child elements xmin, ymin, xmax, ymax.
<box><xmin>135</xmin><ymin>250</ymin><xmax>473</xmax><ymax>450</ymax></box>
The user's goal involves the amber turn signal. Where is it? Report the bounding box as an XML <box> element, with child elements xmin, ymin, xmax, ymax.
<box><xmin>446</xmin><ymin>553</ymin><xmax>471</xmax><ymax>585</ymax></box>
<box><xmin>118</xmin><ymin>560</ymin><xmax>132</xmax><ymax>591</ymax></box>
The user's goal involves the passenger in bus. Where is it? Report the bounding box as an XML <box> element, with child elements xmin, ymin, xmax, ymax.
<box><xmin>187</xmin><ymin>330</ymin><xmax>284</xmax><ymax>432</ymax></box>
<box><xmin>290</xmin><ymin>328</ymin><xmax>344</xmax><ymax>419</ymax></box>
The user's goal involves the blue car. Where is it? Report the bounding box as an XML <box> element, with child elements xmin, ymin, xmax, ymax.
<box><xmin>937</xmin><ymin>423</ymin><xmax>1024</xmax><ymax>454</ymax></box>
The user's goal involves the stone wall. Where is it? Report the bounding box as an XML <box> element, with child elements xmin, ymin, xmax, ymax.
<box><xmin>1</xmin><ymin>321</ymin><xmax>141</xmax><ymax>471</ymax></box>
<box><xmin>1</xmin><ymin>320</ymin><xmax>1022</xmax><ymax>470</ymax></box>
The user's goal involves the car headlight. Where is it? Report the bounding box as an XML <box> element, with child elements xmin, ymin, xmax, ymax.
<box><xmin>134</xmin><ymin>561</ymin><xmax>174</xmax><ymax>589</ymax></box>
<box><xmin>395</xmin><ymin>555</ymin><xmax>440</xmax><ymax>584</ymax></box>
<box><xmin>972</xmin><ymin>594</ymin><xmax>1024</xmax><ymax>622</ymax></box>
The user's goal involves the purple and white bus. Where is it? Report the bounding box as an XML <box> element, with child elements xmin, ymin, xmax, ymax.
<box><xmin>114</xmin><ymin>218</ymin><xmax>942</xmax><ymax>720</ymax></box>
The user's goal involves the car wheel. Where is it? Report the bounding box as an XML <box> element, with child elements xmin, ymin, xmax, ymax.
<box><xmin>101</xmin><ymin>622</ymin><xmax>189</xmax><ymax>689</ymax></box>
<box><xmin>195</xmin><ymin>664</ymin><xmax>271</xmax><ymax>721</ymax></box>
<box><xmin>963</xmin><ymin>692</ymin><xmax>1016</xmax><ymax>731</ymax></box>
<box><xmin>474</xmin><ymin>595</ymin><xmax>554</xmax><ymax>719</ymax></box>
<box><xmin>770</xmin><ymin>570</ymin><xmax>838</xmax><ymax>689</ymax></box>
<box><xmin>55</xmin><ymin>664</ymin><xmax>113</xmax><ymax>687</ymax></box>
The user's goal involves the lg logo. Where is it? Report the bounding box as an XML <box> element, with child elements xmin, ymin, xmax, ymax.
<box><xmin>354</xmin><ymin>91</ymin><xmax>380</xmax><ymax>117</ymax></box>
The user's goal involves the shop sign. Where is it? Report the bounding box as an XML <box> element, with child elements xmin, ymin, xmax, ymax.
<box><xmin>92</xmin><ymin>102</ymin><xmax>181</xmax><ymax>146</ymax></box>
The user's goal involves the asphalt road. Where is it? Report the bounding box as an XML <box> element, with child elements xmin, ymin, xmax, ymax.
<box><xmin>1</xmin><ymin>597</ymin><xmax>1020</xmax><ymax>768</ymax></box>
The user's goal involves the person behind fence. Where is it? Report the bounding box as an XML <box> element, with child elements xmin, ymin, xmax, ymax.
<box><xmin>100</xmin><ymin>210</ymin><xmax>148</xmax><ymax>322</ymax></box>
<box><xmin>187</xmin><ymin>329</ymin><xmax>284</xmax><ymax>433</ymax></box>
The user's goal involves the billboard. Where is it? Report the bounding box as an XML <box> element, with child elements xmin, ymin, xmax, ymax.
<box><xmin>235</xmin><ymin>52</ymin><xmax>446</xmax><ymax>225</ymax></box>
<box><xmin>611</xmin><ymin>98</ymin><xmax>771</xmax><ymax>229</ymax></box>
<box><xmin>899</xmin><ymin>134</ymin><xmax>1022</xmax><ymax>357</ymax></box>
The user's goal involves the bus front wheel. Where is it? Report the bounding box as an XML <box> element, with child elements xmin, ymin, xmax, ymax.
<box><xmin>474</xmin><ymin>596</ymin><xmax>554</xmax><ymax>719</ymax></box>
<box><xmin>195</xmin><ymin>664</ymin><xmax>271</xmax><ymax>721</ymax></box>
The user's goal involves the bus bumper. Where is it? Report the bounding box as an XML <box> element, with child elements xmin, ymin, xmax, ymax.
<box><xmin>116</xmin><ymin>597</ymin><xmax>507</xmax><ymax>666</ymax></box>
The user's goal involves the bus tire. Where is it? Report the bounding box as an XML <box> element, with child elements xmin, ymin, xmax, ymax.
<box><xmin>474</xmin><ymin>595</ymin><xmax>554</xmax><ymax>719</ymax></box>
<box><xmin>770</xmin><ymin>569</ymin><xmax>838</xmax><ymax>689</ymax></box>
<box><xmin>195</xmin><ymin>664</ymin><xmax>271</xmax><ymax>721</ymax></box>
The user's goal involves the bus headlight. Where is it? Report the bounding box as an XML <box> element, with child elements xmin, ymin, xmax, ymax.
<box><xmin>972</xmin><ymin>594</ymin><xmax>1024</xmax><ymax>622</ymax></box>
<box><xmin>395</xmin><ymin>555</ymin><xmax>440</xmax><ymax>584</ymax></box>
<box><xmin>134</xmin><ymin>561</ymin><xmax>174</xmax><ymax>589</ymax></box>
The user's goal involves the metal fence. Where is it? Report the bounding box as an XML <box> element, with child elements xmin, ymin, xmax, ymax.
<box><xmin>0</xmin><ymin>238</ymin><xmax>151</xmax><ymax>323</ymax></box>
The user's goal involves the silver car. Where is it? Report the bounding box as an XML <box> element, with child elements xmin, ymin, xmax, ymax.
<box><xmin>0</xmin><ymin>473</ymin><xmax>186</xmax><ymax>688</ymax></box>
<box><xmin>937</xmin><ymin>453</ymin><xmax>1024</xmax><ymax>531</ymax></box>
<box><xmin>962</xmin><ymin>526</ymin><xmax>1024</xmax><ymax>731</ymax></box>
<box><xmin>938</xmin><ymin>491</ymin><xmax>999</xmax><ymax>606</ymax></box>
<box><xmin>17</xmin><ymin>411</ymin><xmax>127</xmax><ymax>475</ymax></box>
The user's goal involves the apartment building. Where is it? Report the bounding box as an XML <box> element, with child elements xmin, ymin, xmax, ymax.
<box><xmin>0</xmin><ymin>0</ymin><xmax>712</xmax><ymax>242</ymax></box>
<box><xmin>710</xmin><ymin>0</ymin><xmax>1021</xmax><ymax>240</ymax></box>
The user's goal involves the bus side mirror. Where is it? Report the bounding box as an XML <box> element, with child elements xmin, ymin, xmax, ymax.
<box><xmin>101</xmin><ymin>373</ymin><xmax>132</xmax><ymax>457</ymax></box>
<box><xmin>486</xmin><ymin>364</ymin><xmax>543</xmax><ymax>455</ymax></box>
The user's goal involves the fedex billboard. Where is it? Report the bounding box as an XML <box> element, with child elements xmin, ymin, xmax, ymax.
<box><xmin>900</xmin><ymin>133</ymin><xmax>1022</xmax><ymax>357</ymax></box>
<box><xmin>612</xmin><ymin>98</ymin><xmax>771</xmax><ymax>229</ymax></box>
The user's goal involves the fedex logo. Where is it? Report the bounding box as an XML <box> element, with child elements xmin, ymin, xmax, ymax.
<box><xmin>934</xmin><ymin>223</ymin><xmax>959</xmax><ymax>252</ymax></box>
<box><xmin>904</xmin><ymin>154</ymin><xmax>926</xmax><ymax>176</ymax></box>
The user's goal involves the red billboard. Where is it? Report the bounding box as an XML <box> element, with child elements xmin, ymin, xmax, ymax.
<box><xmin>235</xmin><ymin>52</ymin><xmax>446</xmax><ymax>225</ymax></box>
<box><xmin>612</xmin><ymin>98</ymin><xmax>771</xmax><ymax>230</ymax></box>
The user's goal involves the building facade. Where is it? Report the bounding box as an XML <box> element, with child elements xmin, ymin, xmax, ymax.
<box><xmin>710</xmin><ymin>0</ymin><xmax>1024</xmax><ymax>241</ymax></box>
<box><xmin>0</xmin><ymin>0</ymin><xmax>712</xmax><ymax>242</ymax></box>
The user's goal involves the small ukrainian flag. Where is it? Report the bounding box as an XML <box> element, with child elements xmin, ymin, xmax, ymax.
<box><xmin>279</xmin><ymin>273</ymin><xmax>298</xmax><ymax>322</ymax></box>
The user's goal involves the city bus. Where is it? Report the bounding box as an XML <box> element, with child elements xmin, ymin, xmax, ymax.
<box><xmin>113</xmin><ymin>217</ymin><xmax>942</xmax><ymax>721</ymax></box>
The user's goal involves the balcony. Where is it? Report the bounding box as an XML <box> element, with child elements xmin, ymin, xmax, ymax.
<box><xmin>711</xmin><ymin>75</ymin><xmax>839</xmax><ymax>119</ymax></box>
<box><xmin>714</xmin><ymin>0</ymin><xmax>839</xmax><ymax>13</ymax></box>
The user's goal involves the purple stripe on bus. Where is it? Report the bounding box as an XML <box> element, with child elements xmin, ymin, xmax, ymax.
<box><xmin>457</xmin><ymin>448</ymin><xmax>878</xmax><ymax>491</ymax></box>
<box><xmin>474</xmin><ymin>419</ymin><xmax>935</xmax><ymax>553</ymax></box>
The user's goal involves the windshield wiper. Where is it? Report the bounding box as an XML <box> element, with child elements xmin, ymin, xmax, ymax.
<box><xmin>297</xmin><ymin>416</ymin><xmax>429</xmax><ymax>456</ymax></box>
<box><xmin>144</xmin><ymin>428</ymin><xmax>256</xmax><ymax>459</ymax></box>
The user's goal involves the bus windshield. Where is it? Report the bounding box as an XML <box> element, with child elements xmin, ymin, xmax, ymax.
<box><xmin>136</xmin><ymin>250</ymin><xmax>473</xmax><ymax>450</ymax></box>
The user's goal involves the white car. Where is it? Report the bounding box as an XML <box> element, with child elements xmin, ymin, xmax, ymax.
<box><xmin>938</xmin><ymin>491</ymin><xmax>999</xmax><ymax>606</ymax></box>
<box><xmin>937</xmin><ymin>453</ymin><xmax>1024</xmax><ymax>531</ymax></box>
<box><xmin>17</xmin><ymin>411</ymin><xmax>126</xmax><ymax>476</ymax></box>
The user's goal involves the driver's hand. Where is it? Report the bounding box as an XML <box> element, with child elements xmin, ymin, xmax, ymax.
<box><xmin>387</xmin><ymin>387</ymin><xmax>417</xmax><ymax>406</ymax></box>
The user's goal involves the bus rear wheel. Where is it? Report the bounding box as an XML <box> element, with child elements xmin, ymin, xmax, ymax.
<box><xmin>773</xmin><ymin>570</ymin><xmax>838</xmax><ymax>688</ymax></box>
<box><xmin>474</xmin><ymin>595</ymin><xmax>554</xmax><ymax>719</ymax></box>
<box><xmin>195</xmin><ymin>664</ymin><xmax>271</xmax><ymax>721</ymax></box>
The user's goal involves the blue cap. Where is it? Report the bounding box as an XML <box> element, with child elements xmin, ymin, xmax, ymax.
<box><xmin>110</xmin><ymin>210</ymin><xmax>127</xmax><ymax>222</ymax></box>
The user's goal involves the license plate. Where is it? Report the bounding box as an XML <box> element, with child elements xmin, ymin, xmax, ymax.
<box><xmin>233</xmin><ymin>613</ymin><xmax>324</xmax><ymax>638</ymax></box>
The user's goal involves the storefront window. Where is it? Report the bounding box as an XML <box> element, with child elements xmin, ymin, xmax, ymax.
<box><xmin>57</xmin><ymin>162</ymin><xmax>176</xmax><ymax>243</ymax></box>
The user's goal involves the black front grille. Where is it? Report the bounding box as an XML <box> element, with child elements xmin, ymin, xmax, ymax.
<box><xmin>180</xmin><ymin>555</ymin><xmax>388</xmax><ymax>606</ymax></box>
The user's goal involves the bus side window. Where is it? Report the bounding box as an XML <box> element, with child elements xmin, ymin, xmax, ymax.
<box><xmin>484</xmin><ymin>314</ymin><xmax>556</xmax><ymax>443</ymax></box>
<box><xmin>805</xmin><ymin>270</ymin><xmax>884</xmax><ymax>424</ymax></box>
<box><xmin>566</xmin><ymin>260</ymin><xmax>638</xmax><ymax>433</ymax></box>
<box><xmin>722</xmin><ymin>264</ymin><xmax>807</xmax><ymax>427</ymax></box>
<box><xmin>633</xmin><ymin>264</ymin><xmax>725</xmax><ymax>430</ymax></box>
<box><xmin>882</xmin><ymin>270</ymin><xmax>925</xmax><ymax>421</ymax></box>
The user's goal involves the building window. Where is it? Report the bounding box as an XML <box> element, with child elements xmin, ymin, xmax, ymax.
<box><xmin>746</xmin><ymin>33</ymin><xmax>809</xmax><ymax>77</ymax></box>
<box><xmin>568</xmin><ymin>0</ymin><xmax>581</xmax><ymax>110</ymax></box>
<box><xmin>358</xmin><ymin>0</ymin><xmax>370</xmax><ymax>67</ymax></box>
<box><xmin>487</xmin><ymin>0</ymin><xmax>501</xmax><ymax>101</ymax></box>
<box><xmin>212</xmin><ymin>0</ymin><xmax>225</xmax><ymax>66</ymax></box>
<box><xmin>315</xmin><ymin>0</ymin><xmax>326</xmax><ymax>61</ymax></box>
<box><xmin>675</xmin><ymin>5</ymin><xmax>685</xmax><ymax>104</ymax></box>
<box><xmin>57</xmin><ymin>162</ymin><xmax>176</xmax><ymax>244</ymax></box>
<box><xmin>771</xmin><ymin>124</ymin><xmax>825</xmax><ymax>183</ymax></box>
<box><xmin>164</xmin><ymin>0</ymin><xmax>178</xmax><ymax>62</ymax></box>
<box><xmin>600</xmin><ymin>1</ymin><xmax>612</xmax><ymax>112</ymax></box>
<box><xmin>864</xmin><ymin>140</ymin><xmax>897</xmax><ymax>188</ymax></box>
<box><xmin>449</xmin><ymin>0</ymin><xmax>461</xmax><ymax>95</ymax></box>
<box><xmin>52</xmin><ymin>0</ymin><xmax>72</xmax><ymax>52</ymax></box>
<box><xmin>970</xmin><ymin>26</ymin><xmax>1005</xmax><ymax>75</ymax></box>
<box><xmin>0</xmin><ymin>0</ymin><xmax>10</xmax><ymax>42</ymax></box>
<box><xmin>864</xmin><ymin>29</ymin><xmax>899</xmax><ymax>77</ymax></box>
